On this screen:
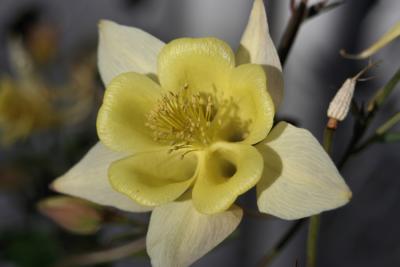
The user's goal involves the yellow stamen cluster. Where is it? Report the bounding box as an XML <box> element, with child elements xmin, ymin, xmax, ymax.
<box><xmin>146</xmin><ymin>85</ymin><xmax>216</xmax><ymax>153</ymax></box>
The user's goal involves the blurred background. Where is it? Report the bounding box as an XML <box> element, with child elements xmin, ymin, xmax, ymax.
<box><xmin>0</xmin><ymin>0</ymin><xmax>399</xmax><ymax>266</ymax></box>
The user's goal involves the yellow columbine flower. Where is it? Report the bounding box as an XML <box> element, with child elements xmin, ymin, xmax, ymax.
<box><xmin>97</xmin><ymin>36</ymin><xmax>275</xmax><ymax>215</ymax></box>
<box><xmin>52</xmin><ymin>0</ymin><xmax>351</xmax><ymax>266</ymax></box>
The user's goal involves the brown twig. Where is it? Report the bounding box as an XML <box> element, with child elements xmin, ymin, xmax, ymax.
<box><xmin>307</xmin><ymin>1</ymin><xmax>344</xmax><ymax>20</ymax></box>
<box><xmin>278</xmin><ymin>0</ymin><xmax>309</xmax><ymax>65</ymax></box>
<box><xmin>279</xmin><ymin>0</ymin><xmax>344</xmax><ymax>66</ymax></box>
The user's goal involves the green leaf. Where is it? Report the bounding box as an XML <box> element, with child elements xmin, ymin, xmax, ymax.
<box><xmin>380</xmin><ymin>132</ymin><xmax>400</xmax><ymax>143</ymax></box>
<box><xmin>376</xmin><ymin>112</ymin><xmax>400</xmax><ymax>135</ymax></box>
<box><xmin>368</xmin><ymin>66</ymin><xmax>400</xmax><ymax>112</ymax></box>
<box><xmin>341</xmin><ymin>21</ymin><xmax>400</xmax><ymax>59</ymax></box>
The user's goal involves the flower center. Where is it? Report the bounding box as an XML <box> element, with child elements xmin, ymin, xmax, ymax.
<box><xmin>146</xmin><ymin>84</ymin><xmax>217</xmax><ymax>154</ymax></box>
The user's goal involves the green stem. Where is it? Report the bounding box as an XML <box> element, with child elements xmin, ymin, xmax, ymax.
<box><xmin>323</xmin><ymin>127</ymin><xmax>335</xmax><ymax>153</ymax></box>
<box><xmin>376</xmin><ymin>111</ymin><xmax>400</xmax><ymax>135</ymax></box>
<box><xmin>337</xmin><ymin>117</ymin><xmax>367</xmax><ymax>169</ymax></box>
<box><xmin>368</xmin><ymin>66</ymin><xmax>400</xmax><ymax>112</ymax></box>
<box><xmin>306</xmin><ymin>127</ymin><xmax>335</xmax><ymax>267</ymax></box>
<box><xmin>339</xmin><ymin>110</ymin><xmax>400</xmax><ymax>168</ymax></box>
<box><xmin>306</xmin><ymin>215</ymin><xmax>321</xmax><ymax>267</ymax></box>
<box><xmin>351</xmin><ymin>111</ymin><xmax>400</xmax><ymax>154</ymax></box>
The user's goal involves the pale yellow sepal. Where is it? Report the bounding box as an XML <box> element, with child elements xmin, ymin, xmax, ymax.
<box><xmin>147</xmin><ymin>197</ymin><xmax>242</xmax><ymax>267</ymax></box>
<box><xmin>193</xmin><ymin>142</ymin><xmax>263</xmax><ymax>215</ymax></box>
<box><xmin>51</xmin><ymin>142</ymin><xmax>152</xmax><ymax>213</ymax></box>
<box><xmin>109</xmin><ymin>150</ymin><xmax>197</xmax><ymax>207</ymax></box>
<box><xmin>256</xmin><ymin>122</ymin><xmax>351</xmax><ymax>220</ymax></box>
<box><xmin>98</xmin><ymin>20</ymin><xmax>164</xmax><ymax>86</ymax></box>
<box><xmin>342</xmin><ymin>21</ymin><xmax>400</xmax><ymax>59</ymax></box>
<box><xmin>236</xmin><ymin>0</ymin><xmax>283</xmax><ymax>109</ymax></box>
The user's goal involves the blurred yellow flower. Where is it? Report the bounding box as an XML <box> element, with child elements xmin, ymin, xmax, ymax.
<box><xmin>0</xmin><ymin>37</ymin><xmax>98</xmax><ymax>146</ymax></box>
<box><xmin>53</xmin><ymin>0</ymin><xmax>351</xmax><ymax>266</ymax></box>
<box><xmin>0</xmin><ymin>77</ymin><xmax>56</xmax><ymax>145</ymax></box>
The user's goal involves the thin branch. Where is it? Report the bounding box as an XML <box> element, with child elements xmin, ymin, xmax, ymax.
<box><xmin>278</xmin><ymin>0</ymin><xmax>309</xmax><ymax>65</ymax></box>
<box><xmin>306</xmin><ymin>125</ymin><xmax>336</xmax><ymax>267</ymax></box>
<box><xmin>56</xmin><ymin>237</ymin><xmax>146</xmax><ymax>267</ymax></box>
<box><xmin>306</xmin><ymin>215</ymin><xmax>320</xmax><ymax>267</ymax></box>
<box><xmin>257</xmin><ymin>219</ymin><xmax>306</xmax><ymax>267</ymax></box>
<box><xmin>278</xmin><ymin>0</ymin><xmax>344</xmax><ymax>66</ymax></box>
<box><xmin>307</xmin><ymin>1</ymin><xmax>344</xmax><ymax>20</ymax></box>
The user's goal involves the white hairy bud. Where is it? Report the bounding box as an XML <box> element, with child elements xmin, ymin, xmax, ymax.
<box><xmin>327</xmin><ymin>78</ymin><xmax>356</xmax><ymax>121</ymax></box>
<box><xmin>327</xmin><ymin>61</ymin><xmax>378</xmax><ymax>123</ymax></box>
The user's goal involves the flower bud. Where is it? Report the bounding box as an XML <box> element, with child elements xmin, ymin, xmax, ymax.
<box><xmin>327</xmin><ymin>78</ymin><xmax>356</xmax><ymax>122</ymax></box>
<box><xmin>38</xmin><ymin>196</ymin><xmax>103</xmax><ymax>235</ymax></box>
<box><xmin>327</xmin><ymin>61</ymin><xmax>378</xmax><ymax>125</ymax></box>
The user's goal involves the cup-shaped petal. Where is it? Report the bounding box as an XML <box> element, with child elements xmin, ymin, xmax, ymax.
<box><xmin>52</xmin><ymin>142</ymin><xmax>151</xmax><ymax>212</ymax></box>
<box><xmin>158</xmin><ymin>37</ymin><xmax>235</xmax><ymax>94</ymax></box>
<box><xmin>220</xmin><ymin>64</ymin><xmax>274</xmax><ymax>144</ymax></box>
<box><xmin>193</xmin><ymin>142</ymin><xmax>263</xmax><ymax>214</ymax></box>
<box><xmin>97</xmin><ymin>72</ymin><xmax>165</xmax><ymax>153</ymax></box>
<box><xmin>256</xmin><ymin>122</ymin><xmax>352</xmax><ymax>220</ymax></box>
<box><xmin>109</xmin><ymin>150</ymin><xmax>197</xmax><ymax>207</ymax></box>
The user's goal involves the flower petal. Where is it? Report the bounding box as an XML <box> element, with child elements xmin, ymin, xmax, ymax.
<box><xmin>218</xmin><ymin>64</ymin><xmax>274</xmax><ymax>144</ymax></box>
<box><xmin>193</xmin><ymin>142</ymin><xmax>263</xmax><ymax>214</ymax></box>
<box><xmin>256</xmin><ymin>122</ymin><xmax>352</xmax><ymax>220</ymax></box>
<box><xmin>51</xmin><ymin>142</ymin><xmax>151</xmax><ymax>212</ymax></box>
<box><xmin>98</xmin><ymin>20</ymin><xmax>164</xmax><ymax>86</ymax></box>
<box><xmin>97</xmin><ymin>72</ymin><xmax>165</xmax><ymax>153</ymax></box>
<box><xmin>236</xmin><ymin>0</ymin><xmax>283</xmax><ymax>109</ymax></box>
<box><xmin>147</xmin><ymin>197</ymin><xmax>242</xmax><ymax>267</ymax></box>
<box><xmin>109</xmin><ymin>150</ymin><xmax>197</xmax><ymax>207</ymax></box>
<box><xmin>157</xmin><ymin>37</ymin><xmax>235</xmax><ymax>94</ymax></box>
